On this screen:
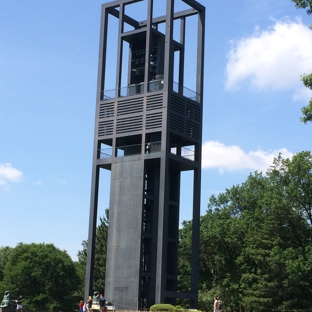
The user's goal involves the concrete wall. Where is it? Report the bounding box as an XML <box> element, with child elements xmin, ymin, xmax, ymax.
<box><xmin>105</xmin><ymin>159</ymin><xmax>144</xmax><ymax>310</ymax></box>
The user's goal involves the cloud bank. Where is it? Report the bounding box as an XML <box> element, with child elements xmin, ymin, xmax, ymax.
<box><xmin>0</xmin><ymin>163</ymin><xmax>23</xmax><ymax>190</ymax></box>
<box><xmin>202</xmin><ymin>141</ymin><xmax>293</xmax><ymax>173</ymax></box>
<box><xmin>225</xmin><ymin>18</ymin><xmax>312</xmax><ymax>101</ymax></box>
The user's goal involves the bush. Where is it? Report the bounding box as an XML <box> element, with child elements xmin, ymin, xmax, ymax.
<box><xmin>150</xmin><ymin>303</ymin><xmax>176</xmax><ymax>311</ymax></box>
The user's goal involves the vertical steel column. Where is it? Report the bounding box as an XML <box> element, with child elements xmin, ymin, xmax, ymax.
<box><xmin>191</xmin><ymin>6</ymin><xmax>205</xmax><ymax>307</ymax></box>
<box><xmin>196</xmin><ymin>6</ymin><xmax>205</xmax><ymax>101</ymax></box>
<box><xmin>155</xmin><ymin>0</ymin><xmax>175</xmax><ymax>304</ymax></box>
<box><xmin>115</xmin><ymin>3</ymin><xmax>125</xmax><ymax>98</ymax></box>
<box><xmin>178</xmin><ymin>17</ymin><xmax>185</xmax><ymax>95</ymax></box>
<box><xmin>85</xmin><ymin>4</ymin><xmax>109</xmax><ymax>300</ymax></box>
<box><xmin>85</xmin><ymin>166</ymin><xmax>100</xmax><ymax>300</ymax></box>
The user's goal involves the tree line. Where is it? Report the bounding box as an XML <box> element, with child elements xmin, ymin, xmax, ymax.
<box><xmin>179</xmin><ymin>151</ymin><xmax>312</xmax><ymax>311</ymax></box>
<box><xmin>1</xmin><ymin>151</ymin><xmax>312</xmax><ymax>311</ymax></box>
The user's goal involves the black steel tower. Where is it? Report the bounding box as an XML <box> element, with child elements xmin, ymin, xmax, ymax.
<box><xmin>85</xmin><ymin>0</ymin><xmax>205</xmax><ymax>310</ymax></box>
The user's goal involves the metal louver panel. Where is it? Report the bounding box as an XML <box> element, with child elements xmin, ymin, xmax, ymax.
<box><xmin>186</xmin><ymin>101</ymin><xmax>200</xmax><ymax>122</ymax></box>
<box><xmin>99</xmin><ymin>101</ymin><xmax>115</xmax><ymax>118</ymax></box>
<box><xmin>146</xmin><ymin>112</ymin><xmax>162</xmax><ymax>129</ymax></box>
<box><xmin>186</xmin><ymin>120</ymin><xmax>200</xmax><ymax>139</ymax></box>
<box><xmin>170</xmin><ymin>94</ymin><xmax>185</xmax><ymax>114</ymax></box>
<box><xmin>116</xmin><ymin>116</ymin><xmax>143</xmax><ymax>133</ymax></box>
<box><xmin>146</xmin><ymin>93</ymin><xmax>163</xmax><ymax>111</ymax></box>
<box><xmin>98</xmin><ymin>120</ymin><xmax>114</xmax><ymax>136</ymax></box>
<box><xmin>169</xmin><ymin>94</ymin><xmax>201</xmax><ymax>139</ymax></box>
<box><xmin>117</xmin><ymin>97</ymin><xmax>144</xmax><ymax>116</ymax></box>
<box><xmin>170</xmin><ymin>114</ymin><xmax>184</xmax><ymax>134</ymax></box>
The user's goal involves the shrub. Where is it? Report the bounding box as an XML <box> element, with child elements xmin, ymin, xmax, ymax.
<box><xmin>150</xmin><ymin>303</ymin><xmax>176</xmax><ymax>311</ymax></box>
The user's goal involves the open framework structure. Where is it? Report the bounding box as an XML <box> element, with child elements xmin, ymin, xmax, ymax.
<box><xmin>85</xmin><ymin>0</ymin><xmax>205</xmax><ymax>309</ymax></box>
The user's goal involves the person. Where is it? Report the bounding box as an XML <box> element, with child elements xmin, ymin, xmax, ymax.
<box><xmin>99</xmin><ymin>294</ymin><xmax>106</xmax><ymax>312</ymax></box>
<box><xmin>83</xmin><ymin>301</ymin><xmax>87</xmax><ymax>312</ymax></box>
<box><xmin>218</xmin><ymin>300</ymin><xmax>222</xmax><ymax>312</ymax></box>
<box><xmin>16</xmin><ymin>295</ymin><xmax>22</xmax><ymax>312</ymax></box>
<box><xmin>213</xmin><ymin>297</ymin><xmax>219</xmax><ymax>312</ymax></box>
<box><xmin>87</xmin><ymin>296</ymin><xmax>92</xmax><ymax>312</ymax></box>
<box><xmin>79</xmin><ymin>300</ymin><xmax>84</xmax><ymax>312</ymax></box>
<box><xmin>146</xmin><ymin>143</ymin><xmax>151</xmax><ymax>154</ymax></box>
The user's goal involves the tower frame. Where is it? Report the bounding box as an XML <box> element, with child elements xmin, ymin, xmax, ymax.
<box><xmin>85</xmin><ymin>0</ymin><xmax>205</xmax><ymax>309</ymax></box>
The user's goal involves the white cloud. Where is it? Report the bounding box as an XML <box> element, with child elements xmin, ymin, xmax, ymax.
<box><xmin>225</xmin><ymin>18</ymin><xmax>312</xmax><ymax>101</ymax></box>
<box><xmin>0</xmin><ymin>163</ymin><xmax>23</xmax><ymax>190</ymax></box>
<box><xmin>202</xmin><ymin>141</ymin><xmax>293</xmax><ymax>173</ymax></box>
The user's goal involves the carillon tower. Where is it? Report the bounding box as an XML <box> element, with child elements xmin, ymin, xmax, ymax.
<box><xmin>85</xmin><ymin>0</ymin><xmax>205</xmax><ymax>310</ymax></box>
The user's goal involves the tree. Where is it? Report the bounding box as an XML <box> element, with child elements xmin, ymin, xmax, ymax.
<box><xmin>1</xmin><ymin>243</ymin><xmax>80</xmax><ymax>312</ymax></box>
<box><xmin>291</xmin><ymin>1</ymin><xmax>312</xmax><ymax>122</ymax></box>
<box><xmin>178</xmin><ymin>152</ymin><xmax>312</xmax><ymax>311</ymax></box>
<box><xmin>267</xmin><ymin>151</ymin><xmax>312</xmax><ymax>224</ymax></box>
<box><xmin>291</xmin><ymin>0</ymin><xmax>312</xmax><ymax>14</ymax></box>
<box><xmin>178</xmin><ymin>220</ymin><xmax>193</xmax><ymax>294</ymax></box>
<box><xmin>0</xmin><ymin>246</ymin><xmax>12</xmax><ymax>282</ymax></box>
<box><xmin>300</xmin><ymin>74</ymin><xmax>312</xmax><ymax>123</ymax></box>
<box><xmin>77</xmin><ymin>210</ymin><xmax>109</xmax><ymax>293</ymax></box>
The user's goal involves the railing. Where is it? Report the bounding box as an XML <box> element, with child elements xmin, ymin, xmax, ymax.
<box><xmin>102</xmin><ymin>89</ymin><xmax>115</xmax><ymax>100</ymax></box>
<box><xmin>98</xmin><ymin>141</ymin><xmax>162</xmax><ymax>159</ymax></box>
<box><xmin>145</xmin><ymin>141</ymin><xmax>161</xmax><ymax>154</ymax></box>
<box><xmin>101</xmin><ymin>80</ymin><xmax>199</xmax><ymax>102</ymax></box>
<box><xmin>98</xmin><ymin>142</ymin><xmax>194</xmax><ymax>161</ymax></box>
<box><xmin>181</xmin><ymin>146</ymin><xmax>195</xmax><ymax>161</ymax></box>
<box><xmin>148</xmin><ymin>79</ymin><xmax>164</xmax><ymax>92</ymax></box>
<box><xmin>172</xmin><ymin>82</ymin><xmax>199</xmax><ymax>102</ymax></box>
<box><xmin>119</xmin><ymin>83</ymin><xmax>145</xmax><ymax>97</ymax></box>
<box><xmin>98</xmin><ymin>148</ymin><xmax>113</xmax><ymax>158</ymax></box>
<box><xmin>170</xmin><ymin>145</ymin><xmax>195</xmax><ymax>161</ymax></box>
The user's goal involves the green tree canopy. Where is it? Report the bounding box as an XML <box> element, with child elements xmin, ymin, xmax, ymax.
<box><xmin>291</xmin><ymin>0</ymin><xmax>312</xmax><ymax>14</ymax></box>
<box><xmin>291</xmin><ymin>0</ymin><xmax>312</xmax><ymax>122</ymax></box>
<box><xmin>0</xmin><ymin>246</ymin><xmax>12</xmax><ymax>282</ymax></box>
<box><xmin>300</xmin><ymin>74</ymin><xmax>312</xmax><ymax>123</ymax></box>
<box><xmin>77</xmin><ymin>211</ymin><xmax>109</xmax><ymax>293</ymax></box>
<box><xmin>1</xmin><ymin>243</ymin><xmax>79</xmax><ymax>312</ymax></box>
<box><xmin>178</xmin><ymin>151</ymin><xmax>312</xmax><ymax>311</ymax></box>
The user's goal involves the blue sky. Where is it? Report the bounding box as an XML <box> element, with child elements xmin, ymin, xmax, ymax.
<box><xmin>1</xmin><ymin>0</ymin><xmax>312</xmax><ymax>260</ymax></box>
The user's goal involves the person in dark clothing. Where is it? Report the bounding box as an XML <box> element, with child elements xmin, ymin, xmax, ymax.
<box><xmin>99</xmin><ymin>294</ymin><xmax>106</xmax><ymax>312</ymax></box>
<box><xmin>16</xmin><ymin>296</ymin><xmax>22</xmax><ymax>312</ymax></box>
<box><xmin>87</xmin><ymin>296</ymin><xmax>92</xmax><ymax>312</ymax></box>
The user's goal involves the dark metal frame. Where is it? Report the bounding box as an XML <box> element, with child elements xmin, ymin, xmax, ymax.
<box><xmin>85</xmin><ymin>0</ymin><xmax>205</xmax><ymax>309</ymax></box>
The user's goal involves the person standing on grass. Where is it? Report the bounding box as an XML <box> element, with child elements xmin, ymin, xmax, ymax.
<box><xmin>79</xmin><ymin>300</ymin><xmax>84</xmax><ymax>312</ymax></box>
<box><xmin>83</xmin><ymin>301</ymin><xmax>87</xmax><ymax>312</ymax></box>
<box><xmin>87</xmin><ymin>296</ymin><xmax>92</xmax><ymax>312</ymax></box>
<box><xmin>213</xmin><ymin>297</ymin><xmax>219</xmax><ymax>312</ymax></box>
<box><xmin>16</xmin><ymin>296</ymin><xmax>22</xmax><ymax>312</ymax></box>
<box><xmin>99</xmin><ymin>294</ymin><xmax>106</xmax><ymax>312</ymax></box>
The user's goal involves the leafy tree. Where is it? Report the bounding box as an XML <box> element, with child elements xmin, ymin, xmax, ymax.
<box><xmin>291</xmin><ymin>0</ymin><xmax>312</xmax><ymax>14</ymax></box>
<box><xmin>1</xmin><ymin>243</ymin><xmax>79</xmax><ymax>312</ymax></box>
<box><xmin>267</xmin><ymin>151</ymin><xmax>312</xmax><ymax>224</ymax></box>
<box><xmin>291</xmin><ymin>0</ymin><xmax>312</xmax><ymax>122</ymax></box>
<box><xmin>0</xmin><ymin>246</ymin><xmax>12</xmax><ymax>282</ymax></box>
<box><xmin>77</xmin><ymin>211</ymin><xmax>109</xmax><ymax>293</ymax></box>
<box><xmin>300</xmin><ymin>74</ymin><xmax>312</xmax><ymax>123</ymax></box>
<box><xmin>178</xmin><ymin>220</ymin><xmax>192</xmax><ymax>293</ymax></box>
<box><xmin>76</xmin><ymin>239</ymin><xmax>88</xmax><ymax>298</ymax></box>
<box><xmin>178</xmin><ymin>152</ymin><xmax>312</xmax><ymax>311</ymax></box>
